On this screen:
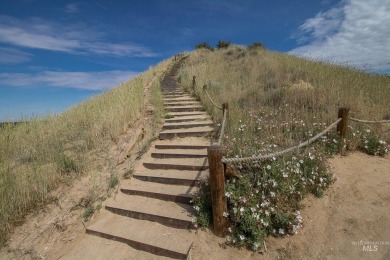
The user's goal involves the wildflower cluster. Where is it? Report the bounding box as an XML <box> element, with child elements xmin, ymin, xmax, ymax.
<box><xmin>350</xmin><ymin>128</ymin><xmax>389</xmax><ymax>156</ymax></box>
<box><xmin>192</xmin><ymin>150</ymin><xmax>333</xmax><ymax>251</ymax></box>
<box><xmin>225</xmin><ymin>108</ymin><xmax>343</xmax><ymax>160</ymax></box>
<box><xmin>191</xmin><ymin>178</ymin><xmax>212</xmax><ymax>228</ymax></box>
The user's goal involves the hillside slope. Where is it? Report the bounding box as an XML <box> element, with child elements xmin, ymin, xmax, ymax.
<box><xmin>1</xmin><ymin>47</ymin><xmax>389</xmax><ymax>259</ymax></box>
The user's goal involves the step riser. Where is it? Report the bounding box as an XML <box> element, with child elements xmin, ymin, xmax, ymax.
<box><xmin>166</xmin><ymin>113</ymin><xmax>206</xmax><ymax>117</ymax></box>
<box><xmin>121</xmin><ymin>188</ymin><xmax>192</xmax><ymax>205</ymax></box>
<box><xmin>159</xmin><ymin>131</ymin><xmax>211</xmax><ymax>139</ymax></box>
<box><xmin>163</xmin><ymin>99</ymin><xmax>197</xmax><ymax>102</ymax></box>
<box><xmin>105</xmin><ymin>206</ymin><xmax>193</xmax><ymax>229</ymax></box>
<box><xmin>133</xmin><ymin>175</ymin><xmax>197</xmax><ymax>186</ymax></box>
<box><xmin>165</xmin><ymin>118</ymin><xmax>208</xmax><ymax>123</ymax></box>
<box><xmin>155</xmin><ymin>144</ymin><xmax>210</xmax><ymax>150</ymax></box>
<box><xmin>162</xmin><ymin>93</ymin><xmax>186</xmax><ymax>96</ymax></box>
<box><xmin>151</xmin><ymin>153</ymin><xmax>207</xmax><ymax>159</ymax></box>
<box><xmin>162</xmin><ymin>123</ymin><xmax>213</xmax><ymax>130</ymax></box>
<box><xmin>164</xmin><ymin>103</ymin><xmax>200</xmax><ymax>107</ymax></box>
<box><xmin>163</xmin><ymin>95</ymin><xmax>188</xmax><ymax>98</ymax></box>
<box><xmin>165</xmin><ymin>107</ymin><xmax>204</xmax><ymax>112</ymax></box>
<box><xmin>86</xmin><ymin>229</ymin><xmax>188</xmax><ymax>260</ymax></box>
<box><xmin>143</xmin><ymin>162</ymin><xmax>208</xmax><ymax>171</ymax></box>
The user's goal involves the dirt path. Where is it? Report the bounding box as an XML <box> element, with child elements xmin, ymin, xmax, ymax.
<box><xmin>190</xmin><ymin>152</ymin><xmax>390</xmax><ymax>260</ymax></box>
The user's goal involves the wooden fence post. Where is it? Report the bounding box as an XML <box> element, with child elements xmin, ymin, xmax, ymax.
<box><xmin>222</xmin><ymin>103</ymin><xmax>229</xmax><ymax>115</ymax></box>
<box><xmin>207</xmin><ymin>145</ymin><xmax>227</xmax><ymax>237</ymax></box>
<box><xmin>337</xmin><ymin>107</ymin><xmax>350</xmax><ymax>155</ymax></box>
<box><xmin>337</xmin><ymin>107</ymin><xmax>350</xmax><ymax>138</ymax></box>
<box><xmin>192</xmin><ymin>76</ymin><xmax>196</xmax><ymax>92</ymax></box>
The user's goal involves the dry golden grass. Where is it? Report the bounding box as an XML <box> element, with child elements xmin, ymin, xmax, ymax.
<box><xmin>179</xmin><ymin>46</ymin><xmax>390</xmax><ymax>156</ymax></box>
<box><xmin>0</xmin><ymin>57</ymin><xmax>174</xmax><ymax>244</ymax></box>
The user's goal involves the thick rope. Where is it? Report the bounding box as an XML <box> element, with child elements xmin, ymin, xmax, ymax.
<box><xmin>350</xmin><ymin>117</ymin><xmax>390</xmax><ymax>124</ymax></box>
<box><xmin>203</xmin><ymin>86</ymin><xmax>223</xmax><ymax>110</ymax></box>
<box><xmin>217</xmin><ymin>107</ymin><xmax>227</xmax><ymax>145</ymax></box>
<box><xmin>221</xmin><ymin>118</ymin><xmax>342</xmax><ymax>164</ymax></box>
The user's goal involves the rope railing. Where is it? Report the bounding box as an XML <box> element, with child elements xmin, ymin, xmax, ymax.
<box><xmin>221</xmin><ymin>118</ymin><xmax>342</xmax><ymax>164</ymax></box>
<box><xmin>202</xmin><ymin>84</ymin><xmax>223</xmax><ymax>110</ymax></box>
<box><xmin>190</xmin><ymin>77</ymin><xmax>227</xmax><ymax>146</ymax></box>
<box><xmin>216</xmin><ymin>105</ymin><xmax>228</xmax><ymax>145</ymax></box>
<box><xmin>207</xmin><ymin>106</ymin><xmax>350</xmax><ymax>236</ymax></box>
<box><xmin>350</xmin><ymin>117</ymin><xmax>390</xmax><ymax>124</ymax></box>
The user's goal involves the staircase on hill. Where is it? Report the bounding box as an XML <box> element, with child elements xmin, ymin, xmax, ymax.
<box><xmin>85</xmin><ymin>60</ymin><xmax>214</xmax><ymax>259</ymax></box>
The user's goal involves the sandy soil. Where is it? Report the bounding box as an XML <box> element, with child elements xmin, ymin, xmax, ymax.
<box><xmin>190</xmin><ymin>152</ymin><xmax>390</xmax><ymax>260</ymax></box>
<box><xmin>1</xmin><ymin>152</ymin><xmax>388</xmax><ymax>260</ymax></box>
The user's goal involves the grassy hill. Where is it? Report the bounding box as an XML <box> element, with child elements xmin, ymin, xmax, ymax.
<box><xmin>0</xmin><ymin>58</ymin><xmax>173</xmax><ymax>244</ymax></box>
<box><xmin>1</xmin><ymin>44</ymin><xmax>389</xmax><ymax>248</ymax></box>
<box><xmin>179</xmin><ymin>45</ymin><xmax>390</xmax><ymax>249</ymax></box>
<box><xmin>178</xmin><ymin>45</ymin><xmax>390</xmax><ymax>157</ymax></box>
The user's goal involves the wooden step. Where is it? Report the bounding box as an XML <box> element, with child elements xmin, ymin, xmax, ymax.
<box><xmin>162</xmin><ymin>92</ymin><xmax>186</xmax><ymax>95</ymax></box>
<box><xmin>105</xmin><ymin>195</ymin><xmax>194</xmax><ymax>229</ymax></box>
<box><xmin>143</xmin><ymin>161</ymin><xmax>208</xmax><ymax>172</ymax></box>
<box><xmin>164</xmin><ymin>102</ymin><xmax>201</xmax><ymax>107</ymax></box>
<box><xmin>163</xmin><ymin>98</ymin><xmax>198</xmax><ymax>102</ymax></box>
<box><xmin>163</xmin><ymin>94</ymin><xmax>189</xmax><ymax>98</ymax></box>
<box><xmin>159</xmin><ymin>126</ymin><xmax>213</xmax><ymax>139</ymax></box>
<box><xmin>151</xmin><ymin>152</ymin><xmax>207</xmax><ymax>159</ymax></box>
<box><xmin>165</xmin><ymin>105</ymin><xmax>204</xmax><ymax>112</ymax></box>
<box><xmin>154</xmin><ymin>144</ymin><xmax>210</xmax><ymax>149</ymax></box>
<box><xmin>120</xmin><ymin>180</ymin><xmax>196</xmax><ymax>205</ymax></box>
<box><xmin>133</xmin><ymin>169</ymin><xmax>208</xmax><ymax>186</ymax></box>
<box><xmin>86</xmin><ymin>212</ymin><xmax>193</xmax><ymax>259</ymax></box>
<box><xmin>165</xmin><ymin>115</ymin><xmax>211</xmax><ymax>123</ymax></box>
<box><xmin>162</xmin><ymin>121</ymin><xmax>214</xmax><ymax>130</ymax></box>
<box><xmin>166</xmin><ymin>112</ymin><xmax>208</xmax><ymax>118</ymax></box>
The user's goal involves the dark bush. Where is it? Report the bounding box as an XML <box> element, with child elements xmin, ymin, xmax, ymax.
<box><xmin>248</xmin><ymin>41</ymin><xmax>265</xmax><ymax>50</ymax></box>
<box><xmin>217</xmin><ymin>40</ymin><xmax>231</xmax><ymax>49</ymax></box>
<box><xmin>195</xmin><ymin>42</ymin><xmax>214</xmax><ymax>51</ymax></box>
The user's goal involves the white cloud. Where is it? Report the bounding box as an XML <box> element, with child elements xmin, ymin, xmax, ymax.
<box><xmin>65</xmin><ymin>3</ymin><xmax>80</xmax><ymax>14</ymax></box>
<box><xmin>0</xmin><ymin>47</ymin><xmax>33</xmax><ymax>64</ymax></box>
<box><xmin>290</xmin><ymin>0</ymin><xmax>390</xmax><ymax>73</ymax></box>
<box><xmin>0</xmin><ymin>15</ymin><xmax>155</xmax><ymax>57</ymax></box>
<box><xmin>0</xmin><ymin>70</ymin><xmax>138</xmax><ymax>91</ymax></box>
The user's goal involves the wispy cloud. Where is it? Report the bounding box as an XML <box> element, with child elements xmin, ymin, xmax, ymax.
<box><xmin>0</xmin><ymin>70</ymin><xmax>138</xmax><ymax>91</ymax></box>
<box><xmin>290</xmin><ymin>0</ymin><xmax>390</xmax><ymax>73</ymax></box>
<box><xmin>0</xmin><ymin>15</ymin><xmax>156</xmax><ymax>58</ymax></box>
<box><xmin>65</xmin><ymin>3</ymin><xmax>80</xmax><ymax>14</ymax></box>
<box><xmin>0</xmin><ymin>47</ymin><xmax>33</xmax><ymax>64</ymax></box>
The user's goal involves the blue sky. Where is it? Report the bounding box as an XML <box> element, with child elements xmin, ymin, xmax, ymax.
<box><xmin>1</xmin><ymin>0</ymin><xmax>389</xmax><ymax>121</ymax></box>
